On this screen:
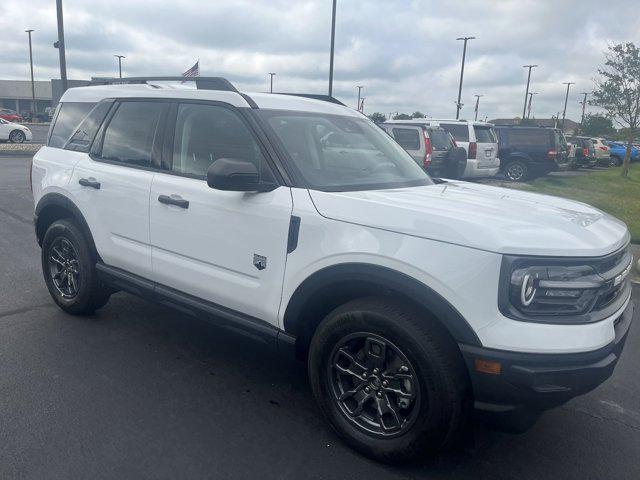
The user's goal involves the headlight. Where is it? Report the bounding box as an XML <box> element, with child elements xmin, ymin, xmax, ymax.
<box><xmin>509</xmin><ymin>264</ymin><xmax>601</xmax><ymax>316</ymax></box>
<box><xmin>500</xmin><ymin>248</ymin><xmax>632</xmax><ymax>323</ymax></box>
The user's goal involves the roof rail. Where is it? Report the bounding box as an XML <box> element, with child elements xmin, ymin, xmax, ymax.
<box><xmin>89</xmin><ymin>76</ymin><xmax>239</xmax><ymax>92</ymax></box>
<box><xmin>275</xmin><ymin>93</ymin><xmax>346</xmax><ymax>106</ymax></box>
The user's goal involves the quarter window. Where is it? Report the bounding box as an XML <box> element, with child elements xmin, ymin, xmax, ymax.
<box><xmin>171</xmin><ymin>103</ymin><xmax>274</xmax><ymax>182</ymax></box>
<box><xmin>48</xmin><ymin>102</ymin><xmax>96</xmax><ymax>148</ymax></box>
<box><xmin>64</xmin><ymin>102</ymin><xmax>112</xmax><ymax>152</ymax></box>
<box><xmin>100</xmin><ymin>101</ymin><xmax>164</xmax><ymax>167</ymax></box>
<box><xmin>392</xmin><ymin>128</ymin><xmax>420</xmax><ymax>150</ymax></box>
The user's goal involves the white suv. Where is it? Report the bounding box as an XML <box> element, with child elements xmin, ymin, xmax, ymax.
<box><xmin>32</xmin><ymin>77</ymin><xmax>634</xmax><ymax>463</ymax></box>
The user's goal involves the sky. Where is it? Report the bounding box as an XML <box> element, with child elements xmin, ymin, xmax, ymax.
<box><xmin>1</xmin><ymin>0</ymin><xmax>640</xmax><ymax>121</ymax></box>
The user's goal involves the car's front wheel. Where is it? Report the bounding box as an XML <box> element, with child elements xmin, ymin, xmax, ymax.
<box><xmin>41</xmin><ymin>219</ymin><xmax>112</xmax><ymax>315</ymax></box>
<box><xmin>610</xmin><ymin>155</ymin><xmax>622</xmax><ymax>167</ymax></box>
<box><xmin>9</xmin><ymin>130</ymin><xmax>25</xmax><ymax>143</ymax></box>
<box><xmin>308</xmin><ymin>297</ymin><xmax>470</xmax><ymax>463</ymax></box>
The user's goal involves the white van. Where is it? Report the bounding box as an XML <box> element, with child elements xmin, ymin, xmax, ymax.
<box><xmin>389</xmin><ymin>119</ymin><xmax>500</xmax><ymax>178</ymax></box>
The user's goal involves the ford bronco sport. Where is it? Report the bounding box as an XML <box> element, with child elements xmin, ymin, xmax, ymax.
<box><xmin>32</xmin><ymin>77</ymin><xmax>634</xmax><ymax>463</ymax></box>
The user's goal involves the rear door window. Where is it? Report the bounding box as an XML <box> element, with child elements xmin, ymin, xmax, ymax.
<box><xmin>473</xmin><ymin>126</ymin><xmax>496</xmax><ymax>143</ymax></box>
<box><xmin>439</xmin><ymin>123</ymin><xmax>469</xmax><ymax>142</ymax></box>
<box><xmin>48</xmin><ymin>102</ymin><xmax>96</xmax><ymax>148</ymax></box>
<box><xmin>98</xmin><ymin>101</ymin><xmax>165</xmax><ymax>168</ymax></box>
<box><xmin>392</xmin><ymin>128</ymin><xmax>420</xmax><ymax>150</ymax></box>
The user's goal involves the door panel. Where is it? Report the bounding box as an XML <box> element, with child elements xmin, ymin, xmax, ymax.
<box><xmin>70</xmin><ymin>156</ymin><xmax>155</xmax><ymax>277</ymax></box>
<box><xmin>150</xmin><ymin>175</ymin><xmax>292</xmax><ymax>324</ymax></box>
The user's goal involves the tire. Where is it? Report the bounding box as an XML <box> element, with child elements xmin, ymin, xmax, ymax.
<box><xmin>610</xmin><ymin>155</ymin><xmax>622</xmax><ymax>167</ymax></box>
<box><xmin>308</xmin><ymin>297</ymin><xmax>470</xmax><ymax>463</ymax></box>
<box><xmin>503</xmin><ymin>159</ymin><xmax>528</xmax><ymax>182</ymax></box>
<box><xmin>9</xmin><ymin>130</ymin><xmax>25</xmax><ymax>144</ymax></box>
<box><xmin>41</xmin><ymin>219</ymin><xmax>112</xmax><ymax>315</ymax></box>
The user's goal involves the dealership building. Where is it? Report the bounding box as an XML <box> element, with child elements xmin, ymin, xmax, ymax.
<box><xmin>0</xmin><ymin>80</ymin><xmax>52</xmax><ymax>113</ymax></box>
<box><xmin>0</xmin><ymin>79</ymin><xmax>90</xmax><ymax>114</ymax></box>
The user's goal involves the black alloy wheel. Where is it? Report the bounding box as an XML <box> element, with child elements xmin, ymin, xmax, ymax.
<box><xmin>328</xmin><ymin>332</ymin><xmax>420</xmax><ymax>437</ymax></box>
<box><xmin>48</xmin><ymin>237</ymin><xmax>81</xmax><ymax>298</ymax></box>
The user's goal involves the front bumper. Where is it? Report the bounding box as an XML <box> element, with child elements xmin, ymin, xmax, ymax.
<box><xmin>460</xmin><ymin>299</ymin><xmax>634</xmax><ymax>417</ymax></box>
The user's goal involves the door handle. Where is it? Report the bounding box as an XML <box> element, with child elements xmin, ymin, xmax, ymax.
<box><xmin>79</xmin><ymin>177</ymin><xmax>101</xmax><ymax>189</ymax></box>
<box><xmin>158</xmin><ymin>194</ymin><xmax>189</xmax><ymax>209</ymax></box>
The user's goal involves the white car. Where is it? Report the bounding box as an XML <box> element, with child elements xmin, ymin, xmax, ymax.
<box><xmin>0</xmin><ymin>118</ymin><xmax>32</xmax><ymax>143</ymax></box>
<box><xmin>591</xmin><ymin>137</ymin><xmax>612</xmax><ymax>165</ymax></box>
<box><xmin>31</xmin><ymin>77</ymin><xmax>634</xmax><ymax>462</ymax></box>
<box><xmin>386</xmin><ymin>118</ymin><xmax>500</xmax><ymax>178</ymax></box>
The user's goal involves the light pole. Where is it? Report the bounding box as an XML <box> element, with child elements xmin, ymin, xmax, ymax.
<box><xmin>455</xmin><ymin>36</ymin><xmax>475</xmax><ymax>119</ymax></box>
<box><xmin>328</xmin><ymin>0</ymin><xmax>337</xmax><ymax>97</ymax></box>
<box><xmin>473</xmin><ymin>94</ymin><xmax>483</xmax><ymax>121</ymax></box>
<box><xmin>268</xmin><ymin>72</ymin><xmax>276</xmax><ymax>93</ymax></box>
<box><xmin>527</xmin><ymin>92</ymin><xmax>538</xmax><ymax>119</ymax></box>
<box><xmin>54</xmin><ymin>0</ymin><xmax>68</xmax><ymax>93</ymax></box>
<box><xmin>25</xmin><ymin>29</ymin><xmax>36</xmax><ymax>115</ymax></box>
<box><xmin>561</xmin><ymin>82</ymin><xmax>575</xmax><ymax>131</ymax></box>
<box><xmin>356</xmin><ymin>85</ymin><xmax>363</xmax><ymax>111</ymax></box>
<box><xmin>579</xmin><ymin>92</ymin><xmax>589</xmax><ymax>125</ymax></box>
<box><xmin>114</xmin><ymin>55</ymin><xmax>125</xmax><ymax>78</ymax></box>
<box><xmin>521</xmin><ymin>65</ymin><xmax>537</xmax><ymax>120</ymax></box>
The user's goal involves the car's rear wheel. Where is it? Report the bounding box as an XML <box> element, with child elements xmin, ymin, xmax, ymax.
<box><xmin>41</xmin><ymin>219</ymin><xmax>112</xmax><ymax>315</ymax></box>
<box><xmin>610</xmin><ymin>155</ymin><xmax>622</xmax><ymax>167</ymax></box>
<box><xmin>504</xmin><ymin>159</ymin><xmax>528</xmax><ymax>181</ymax></box>
<box><xmin>9</xmin><ymin>130</ymin><xmax>25</xmax><ymax>143</ymax></box>
<box><xmin>308</xmin><ymin>297</ymin><xmax>470</xmax><ymax>463</ymax></box>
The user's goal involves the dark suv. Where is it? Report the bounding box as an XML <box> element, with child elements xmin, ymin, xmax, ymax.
<box><xmin>494</xmin><ymin>126</ymin><xmax>570</xmax><ymax>181</ymax></box>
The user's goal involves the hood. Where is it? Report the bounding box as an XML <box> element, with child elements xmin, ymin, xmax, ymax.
<box><xmin>309</xmin><ymin>181</ymin><xmax>629</xmax><ymax>257</ymax></box>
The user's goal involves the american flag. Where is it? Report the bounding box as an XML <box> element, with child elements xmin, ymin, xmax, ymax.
<box><xmin>182</xmin><ymin>60</ymin><xmax>200</xmax><ymax>78</ymax></box>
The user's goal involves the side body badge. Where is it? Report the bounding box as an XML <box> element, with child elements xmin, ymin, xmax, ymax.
<box><xmin>253</xmin><ymin>254</ymin><xmax>267</xmax><ymax>271</ymax></box>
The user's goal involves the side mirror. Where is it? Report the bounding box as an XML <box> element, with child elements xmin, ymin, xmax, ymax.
<box><xmin>207</xmin><ymin>158</ymin><xmax>275</xmax><ymax>192</ymax></box>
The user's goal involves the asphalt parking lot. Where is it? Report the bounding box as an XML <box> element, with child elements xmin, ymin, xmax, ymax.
<box><xmin>24</xmin><ymin>124</ymin><xmax>49</xmax><ymax>144</ymax></box>
<box><xmin>1</xmin><ymin>153</ymin><xmax>639</xmax><ymax>479</ymax></box>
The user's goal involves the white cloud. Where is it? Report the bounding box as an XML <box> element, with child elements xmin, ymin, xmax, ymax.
<box><xmin>1</xmin><ymin>0</ymin><xmax>639</xmax><ymax>120</ymax></box>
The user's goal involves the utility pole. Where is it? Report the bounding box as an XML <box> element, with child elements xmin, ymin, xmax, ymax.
<box><xmin>356</xmin><ymin>85</ymin><xmax>363</xmax><ymax>111</ymax></box>
<box><xmin>359</xmin><ymin>97</ymin><xmax>365</xmax><ymax>113</ymax></box>
<box><xmin>561</xmin><ymin>82</ymin><xmax>575</xmax><ymax>131</ymax></box>
<box><xmin>25</xmin><ymin>29</ymin><xmax>36</xmax><ymax>114</ymax></box>
<box><xmin>328</xmin><ymin>0</ymin><xmax>337</xmax><ymax>97</ymax></box>
<box><xmin>579</xmin><ymin>92</ymin><xmax>589</xmax><ymax>125</ymax></box>
<box><xmin>114</xmin><ymin>55</ymin><xmax>125</xmax><ymax>78</ymax></box>
<box><xmin>521</xmin><ymin>65</ymin><xmax>537</xmax><ymax>120</ymax></box>
<box><xmin>268</xmin><ymin>72</ymin><xmax>276</xmax><ymax>93</ymax></box>
<box><xmin>527</xmin><ymin>92</ymin><xmax>538</xmax><ymax>119</ymax></box>
<box><xmin>54</xmin><ymin>0</ymin><xmax>68</xmax><ymax>93</ymax></box>
<box><xmin>455</xmin><ymin>36</ymin><xmax>475</xmax><ymax>119</ymax></box>
<box><xmin>473</xmin><ymin>94</ymin><xmax>483</xmax><ymax>121</ymax></box>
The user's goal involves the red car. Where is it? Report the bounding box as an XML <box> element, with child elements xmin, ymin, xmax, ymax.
<box><xmin>0</xmin><ymin>108</ymin><xmax>23</xmax><ymax>122</ymax></box>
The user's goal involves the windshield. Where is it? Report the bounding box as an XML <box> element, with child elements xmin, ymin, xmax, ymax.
<box><xmin>258</xmin><ymin>110</ymin><xmax>432</xmax><ymax>191</ymax></box>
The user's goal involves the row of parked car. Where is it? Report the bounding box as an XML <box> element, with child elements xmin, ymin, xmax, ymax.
<box><xmin>381</xmin><ymin>118</ymin><xmax>638</xmax><ymax>182</ymax></box>
<box><xmin>0</xmin><ymin>107</ymin><xmax>53</xmax><ymax>123</ymax></box>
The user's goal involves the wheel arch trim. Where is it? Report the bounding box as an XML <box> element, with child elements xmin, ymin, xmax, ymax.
<box><xmin>283</xmin><ymin>263</ymin><xmax>482</xmax><ymax>347</ymax></box>
<box><xmin>34</xmin><ymin>192</ymin><xmax>99</xmax><ymax>260</ymax></box>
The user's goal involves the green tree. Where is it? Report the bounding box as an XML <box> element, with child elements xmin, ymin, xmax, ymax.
<box><xmin>591</xmin><ymin>42</ymin><xmax>640</xmax><ymax>177</ymax></box>
<box><xmin>411</xmin><ymin>111</ymin><xmax>426</xmax><ymax>118</ymax></box>
<box><xmin>392</xmin><ymin>113</ymin><xmax>412</xmax><ymax>120</ymax></box>
<box><xmin>367</xmin><ymin>112</ymin><xmax>387</xmax><ymax>124</ymax></box>
<box><xmin>581</xmin><ymin>113</ymin><xmax>616</xmax><ymax>137</ymax></box>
